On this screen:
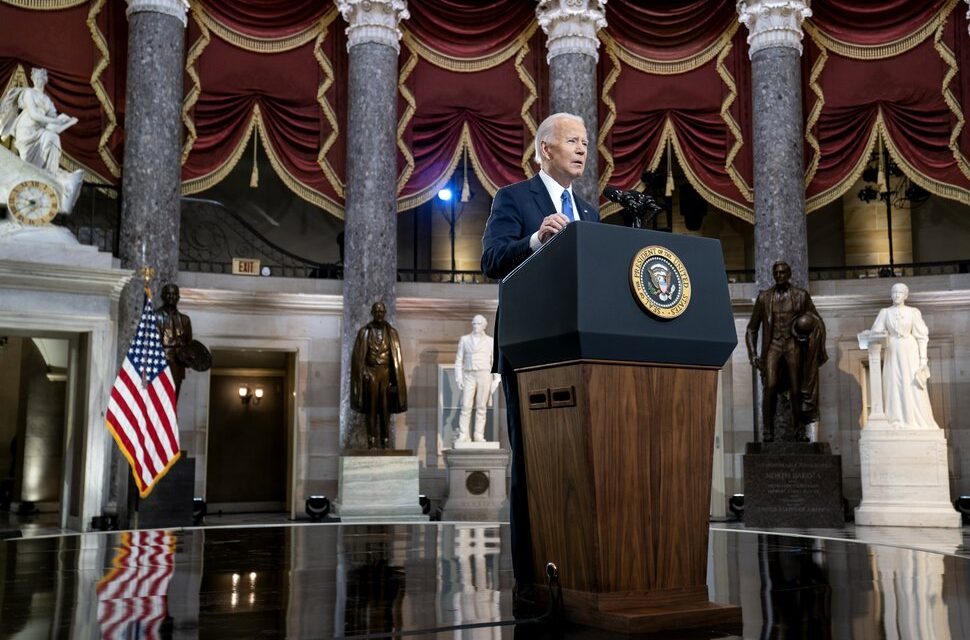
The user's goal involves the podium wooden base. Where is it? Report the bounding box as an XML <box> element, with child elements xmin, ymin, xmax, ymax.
<box><xmin>519</xmin><ymin>361</ymin><xmax>736</xmax><ymax>634</ymax></box>
<box><xmin>536</xmin><ymin>585</ymin><xmax>741</xmax><ymax>634</ymax></box>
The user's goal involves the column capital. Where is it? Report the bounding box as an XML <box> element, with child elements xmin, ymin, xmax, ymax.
<box><xmin>536</xmin><ymin>0</ymin><xmax>607</xmax><ymax>64</ymax></box>
<box><xmin>125</xmin><ymin>0</ymin><xmax>189</xmax><ymax>28</ymax></box>
<box><xmin>737</xmin><ymin>0</ymin><xmax>812</xmax><ymax>58</ymax></box>
<box><xmin>337</xmin><ymin>0</ymin><xmax>410</xmax><ymax>53</ymax></box>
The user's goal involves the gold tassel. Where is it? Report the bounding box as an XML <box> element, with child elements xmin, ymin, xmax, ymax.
<box><xmin>460</xmin><ymin>146</ymin><xmax>471</xmax><ymax>203</ymax></box>
<box><xmin>249</xmin><ymin>129</ymin><xmax>259</xmax><ymax>188</ymax></box>
<box><xmin>664</xmin><ymin>139</ymin><xmax>674</xmax><ymax>197</ymax></box>
<box><xmin>876</xmin><ymin>135</ymin><xmax>886</xmax><ymax>193</ymax></box>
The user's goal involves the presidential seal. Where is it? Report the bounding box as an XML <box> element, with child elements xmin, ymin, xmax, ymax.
<box><xmin>630</xmin><ymin>245</ymin><xmax>691</xmax><ymax>319</ymax></box>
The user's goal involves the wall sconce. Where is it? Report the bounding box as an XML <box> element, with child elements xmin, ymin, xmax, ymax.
<box><xmin>239</xmin><ymin>385</ymin><xmax>264</xmax><ymax>406</ymax></box>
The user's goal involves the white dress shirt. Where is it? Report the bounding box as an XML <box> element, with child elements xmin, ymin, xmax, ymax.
<box><xmin>529</xmin><ymin>169</ymin><xmax>577</xmax><ymax>251</ymax></box>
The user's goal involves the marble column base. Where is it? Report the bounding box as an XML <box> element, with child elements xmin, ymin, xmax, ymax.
<box><xmin>855</xmin><ymin>428</ymin><xmax>960</xmax><ymax>528</ymax></box>
<box><xmin>440</xmin><ymin>447</ymin><xmax>510</xmax><ymax>522</ymax></box>
<box><xmin>332</xmin><ymin>451</ymin><xmax>428</xmax><ymax>522</ymax></box>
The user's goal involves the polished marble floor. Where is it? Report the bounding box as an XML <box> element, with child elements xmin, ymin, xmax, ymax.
<box><xmin>2</xmin><ymin>519</ymin><xmax>970</xmax><ymax>639</ymax></box>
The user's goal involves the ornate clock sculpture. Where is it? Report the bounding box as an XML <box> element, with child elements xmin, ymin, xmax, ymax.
<box><xmin>7</xmin><ymin>180</ymin><xmax>59</xmax><ymax>226</ymax></box>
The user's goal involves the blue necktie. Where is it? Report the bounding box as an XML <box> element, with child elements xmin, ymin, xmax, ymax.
<box><xmin>561</xmin><ymin>190</ymin><xmax>574</xmax><ymax>222</ymax></box>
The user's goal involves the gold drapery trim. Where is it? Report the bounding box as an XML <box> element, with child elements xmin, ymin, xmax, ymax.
<box><xmin>396</xmin><ymin>37</ymin><xmax>419</xmax><ymax>195</ymax></box>
<box><xmin>195</xmin><ymin>4</ymin><xmax>325</xmax><ymax>53</ymax></box>
<box><xmin>600</xmin><ymin>125</ymin><xmax>748</xmax><ymax>221</ymax></box>
<box><xmin>880</xmin><ymin>116</ymin><xmax>970</xmax><ymax>206</ymax></box>
<box><xmin>804</xmin><ymin>116</ymin><xmax>880</xmax><ymax>212</ymax></box>
<box><xmin>602</xmin><ymin>23</ymin><xmax>738</xmax><ymax>76</ymax></box>
<box><xmin>933</xmin><ymin>19</ymin><xmax>970</xmax><ymax>183</ymax></box>
<box><xmin>514</xmin><ymin>38</ymin><xmax>538</xmax><ymax>179</ymax></box>
<box><xmin>181</xmin><ymin>8</ymin><xmax>210</xmax><ymax>165</ymax></box>
<box><xmin>313</xmin><ymin>10</ymin><xmax>343</xmax><ymax>197</ymax></box>
<box><xmin>404</xmin><ymin>22</ymin><xmax>537</xmax><ymax>72</ymax></box>
<box><xmin>802</xmin><ymin>0</ymin><xmax>957</xmax><ymax>60</ymax></box>
<box><xmin>395</xmin><ymin>124</ymin><xmax>499</xmax><ymax>211</ymax></box>
<box><xmin>86</xmin><ymin>0</ymin><xmax>120</xmax><ymax>177</ymax></box>
<box><xmin>803</xmin><ymin>35</ymin><xmax>827</xmax><ymax>188</ymax></box>
<box><xmin>639</xmin><ymin>119</ymin><xmax>753</xmax><ymax>222</ymax></box>
<box><xmin>715</xmin><ymin>38</ymin><xmax>753</xmax><ymax>203</ymax></box>
<box><xmin>1</xmin><ymin>0</ymin><xmax>86</xmax><ymax>9</ymax></box>
<box><xmin>181</xmin><ymin>104</ymin><xmax>345</xmax><ymax>218</ymax></box>
<box><xmin>597</xmin><ymin>34</ymin><xmax>620</xmax><ymax>194</ymax></box>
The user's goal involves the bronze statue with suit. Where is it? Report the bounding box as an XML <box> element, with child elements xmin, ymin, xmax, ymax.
<box><xmin>350</xmin><ymin>302</ymin><xmax>408</xmax><ymax>449</ymax></box>
<box><xmin>745</xmin><ymin>261</ymin><xmax>828</xmax><ymax>442</ymax></box>
<box><xmin>156</xmin><ymin>284</ymin><xmax>211</xmax><ymax>400</ymax></box>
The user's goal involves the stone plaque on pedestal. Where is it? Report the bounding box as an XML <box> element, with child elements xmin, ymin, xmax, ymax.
<box><xmin>743</xmin><ymin>442</ymin><xmax>844</xmax><ymax>528</ymax></box>
<box><xmin>441</xmin><ymin>446</ymin><xmax>509</xmax><ymax>521</ymax></box>
<box><xmin>855</xmin><ymin>429</ymin><xmax>960</xmax><ymax>527</ymax></box>
<box><xmin>332</xmin><ymin>450</ymin><xmax>428</xmax><ymax>522</ymax></box>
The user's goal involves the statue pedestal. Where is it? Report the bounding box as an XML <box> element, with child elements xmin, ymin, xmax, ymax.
<box><xmin>743</xmin><ymin>442</ymin><xmax>844</xmax><ymax>528</ymax></box>
<box><xmin>332</xmin><ymin>450</ymin><xmax>428</xmax><ymax>522</ymax></box>
<box><xmin>440</xmin><ymin>446</ymin><xmax>509</xmax><ymax>521</ymax></box>
<box><xmin>855</xmin><ymin>428</ymin><xmax>960</xmax><ymax>528</ymax></box>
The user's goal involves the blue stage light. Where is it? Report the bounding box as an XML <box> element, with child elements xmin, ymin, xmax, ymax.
<box><xmin>437</xmin><ymin>187</ymin><xmax>453</xmax><ymax>201</ymax></box>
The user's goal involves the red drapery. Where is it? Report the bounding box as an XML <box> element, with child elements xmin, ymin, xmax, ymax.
<box><xmin>0</xmin><ymin>0</ymin><xmax>126</xmax><ymax>183</ymax></box>
<box><xmin>803</xmin><ymin>0</ymin><xmax>970</xmax><ymax>210</ymax></box>
<box><xmin>396</xmin><ymin>0</ymin><xmax>542</xmax><ymax>209</ymax></box>
<box><xmin>600</xmin><ymin>0</ymin><xmax>753</xmax><ymax>220</ymax></box>
<box><xmin>180</xmin><ymin>2</ymin><xmax>346</xmax><ymax>217</ymax></box>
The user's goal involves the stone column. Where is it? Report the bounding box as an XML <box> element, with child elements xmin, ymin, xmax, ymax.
<box><xmin>336</xmin><ymin>0</ymin><xmax>409</xmax><ymax>449</ymax></box>
<box><xmin>738</xmin><ymin>0</ymin><xmax>812</xmax><ymax>289</ymax></box>
<box><xmin>110</xmin><ymin>0</ymin><xmax>189</xmax><ymax>524</ymax></box>
<box><xmin>536</xmin><ymin>0</ymin><xmax>606</xmax><ymax>206</ymax></box>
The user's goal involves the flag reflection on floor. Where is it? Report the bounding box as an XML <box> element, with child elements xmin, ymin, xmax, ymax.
<box><xmin>96</xmin><ymin>530</ymin><xmax>176</xmax><ymax>640</ymax></box>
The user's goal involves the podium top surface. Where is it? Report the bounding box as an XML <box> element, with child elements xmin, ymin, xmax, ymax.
<box><xmin>498</xmin><ymin>222</ymin><xmax>738</xmax><ymax>369</ymax></box>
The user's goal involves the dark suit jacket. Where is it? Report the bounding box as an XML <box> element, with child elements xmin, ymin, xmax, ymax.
<box><xmin>481</xmin><ymin>174</ymin><xmax>599</xmax><ymax>373</ymax></box>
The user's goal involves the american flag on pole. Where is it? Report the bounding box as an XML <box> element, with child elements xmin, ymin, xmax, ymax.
<box><xmin>97</xmin><ymin>530</ymin><xmax>177</xmax><ymax>640</ymax></box>
<box><xmin>106</xmin><ymin>292</ymin><xmax>181</xmax><ymax>498</ymax></box>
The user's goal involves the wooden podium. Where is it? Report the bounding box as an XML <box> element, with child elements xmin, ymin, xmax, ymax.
<box><xmin>499</xmin><ymin>223</ymin><xmax>741</xmax><ymax>633</ymax></box>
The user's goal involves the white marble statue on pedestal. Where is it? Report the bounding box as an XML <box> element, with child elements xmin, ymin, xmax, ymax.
<box><xmin>855</xmin><ymin>282</ymin><xmax>959</xmax><ymax>527</ymax></box>
<box><xmin>0</xmin><ymin>67</ymin><xmax>84</xmax><ymax>225</ymax></box>
<box><xmin>870</xmin><ymin>283</ymin><xmax>938</xmax><ymax>430</ymax></box>
<box><xmin>454</xmin><ymin>315</ymin><xmax>501</xmax><ymax>444</ymax></box>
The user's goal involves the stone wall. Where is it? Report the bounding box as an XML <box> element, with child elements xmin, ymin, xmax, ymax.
<box><xmin>177</xmin><ymin>271</ymin><xmax>970</xmax><ymax>513</ymax></box>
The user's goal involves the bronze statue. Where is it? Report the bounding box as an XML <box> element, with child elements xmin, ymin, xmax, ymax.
<box><xmin>155</xmin><ymin>283</ymin><xmax>210</xmax><ymax>400</ymax></box>
<box><xmin>350</xmin><ymin>302</ymin><xmax>408</xmax><ymax>449</ymax></box>
<box><xmin>745</xmin><ymin>261</ymin><xmax>828</xmax><ymax>442</ymax></box>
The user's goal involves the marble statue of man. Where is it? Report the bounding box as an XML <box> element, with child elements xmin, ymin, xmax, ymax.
<box><xmin>870</xmin><ymin>283</ymin><xmax>939</xmax><ymax>429</ymax></box>
<box><xmin>0</xmin><ymin>68</ymin><xmax>77</xmax><ymax>174</ymax></box>
<box><xmin>454</xmin><ymin>315</ymin><xmax>501</xmax><ymax>443</ymax></box>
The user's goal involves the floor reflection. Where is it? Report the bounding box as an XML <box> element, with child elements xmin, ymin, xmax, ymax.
<box><xmin>3</xmin><ymin>523</ymin><xmax>970</xmax><ymax>638</ymax></box>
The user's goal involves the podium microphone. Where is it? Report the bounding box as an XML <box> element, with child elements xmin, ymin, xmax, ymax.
<box><xmin>603</xmin><ymin>186</ymin><xmax>664</xmax><ymax>228</ymax></box>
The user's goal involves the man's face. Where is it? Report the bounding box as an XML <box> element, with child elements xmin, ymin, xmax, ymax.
<box><xmin>31</xmin><ymin>68</ymin><xmax>47</xmax><ymax>89</ymax></box>
<box><xmin>372</xmin><ymin>303</ymin><xmax>386</xmax><ymax>322</ymax></box>
<box><xmin>471</xmin><ymin>316</ymin><xmax>486</xmax><ymax>335</ymax></box>
<box><xmin>772</xmin><ymin>264</ymin><xmax>791</xmax><ymax>286</ymax></box>
<box><xmin>161</xmin><ymin>286</ymin><xmax>179</xmax><ymax>306</ymax></box>
<box><xmin>541</xmin><ymin>118</ymin><xmax>588</xmax><ymax>187</ymax></box>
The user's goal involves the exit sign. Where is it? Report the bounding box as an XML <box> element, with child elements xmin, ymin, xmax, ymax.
<box><xmin>232</xmin><ymin>258</ymin><xmax>261</xmax><ymax>276</ymax></box>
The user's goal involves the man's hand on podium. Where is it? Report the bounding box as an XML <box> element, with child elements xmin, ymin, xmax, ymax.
<box><xmin>538</xmin><ymin>213</ymin><xmax>570</xmax><ymax>244</ymax></box>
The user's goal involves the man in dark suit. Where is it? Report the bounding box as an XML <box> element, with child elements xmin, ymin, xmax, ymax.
<box><xmin>481</xmin><ymin>112</ymin><xmax>599</xmax><ymax>604</ymax></box>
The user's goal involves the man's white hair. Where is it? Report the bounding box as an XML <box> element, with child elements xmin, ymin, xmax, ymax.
<box><xmin>534</xmin><ymin>112</ymin><xmax>585</xmax><ymax>165</ymax></box>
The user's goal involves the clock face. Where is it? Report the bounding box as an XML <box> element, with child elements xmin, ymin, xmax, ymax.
<box><xmin>7</xmin><ymin>180</ymin><xmax>59</xmax><ymax>226</ymax></box>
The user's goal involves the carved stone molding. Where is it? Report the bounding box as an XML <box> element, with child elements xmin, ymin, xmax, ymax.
<box><xmin>737</xmin><ymin>0</ymin><xmax>812</xmax><ymax>58</ymax></box>
<box><xmin>336</xmin><ymin>0</ymin><xmax>410</xmax><ymax>52</ymax></box>
<box><xmin>126</xmin><ymin>0</ymin><xmax>190</xmax><ymax>27</ymax></box>
<box><xmin>536</xmin><ymin>0</ymin><xmax>607</xmax><ymax>63</ymax></box>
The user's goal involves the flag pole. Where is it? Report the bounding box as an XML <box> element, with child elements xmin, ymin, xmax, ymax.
<box><xmin>132</xmin><ymin>264</ymin><xmax>155</xmax><ymax>530</ymax></box>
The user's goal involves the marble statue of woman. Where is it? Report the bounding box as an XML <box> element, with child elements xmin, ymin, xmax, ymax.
<box><xmin>870</xmin><ymin>283</ymin><xmax>939</xmax><ymax>429</ymax></box>
<box><xmin>0</xmin><ymin>68</ymin><xmax>77</xmax><ymax>174</ymax></box>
